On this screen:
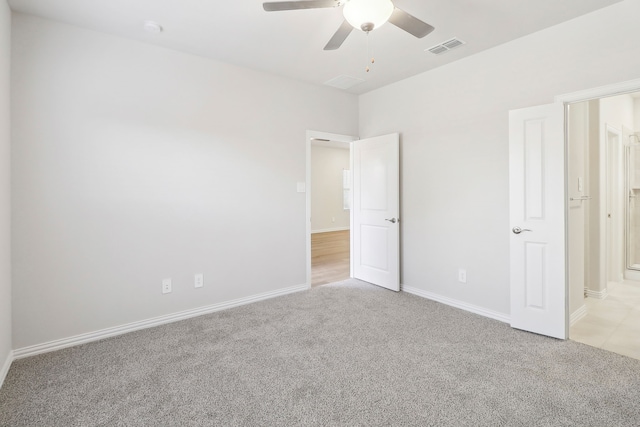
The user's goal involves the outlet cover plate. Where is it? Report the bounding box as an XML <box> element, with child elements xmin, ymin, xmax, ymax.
<box><xmin>458</xmin><ymin>269</ymin><xmax>467</xmax><ymax>284</ymax></box>
<box><xmin>195</xmin><ymin>273</ymin><xmax>204</xmax><ymax>288</ymax></box>
<box><xmin>162</xmin><ymin>278</ymin><xmax>172</xmax><ymax>294</ymax></box>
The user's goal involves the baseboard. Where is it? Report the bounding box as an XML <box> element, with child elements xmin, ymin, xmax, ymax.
<box><xmin>586</xmin><ymin>288</ymin><xmax>608</xmax><ymax>299</ymax></box>
<box><xmin>570</xmin><ymin>304</ymin><xmax>588</xmax><ymax>326</ymax></box>
<box><xmin>13</xmin><ymin>283</ymin><xmax>308</xmax><ymax>360</ymax></box>
<box><xmin>401</xmin><ymin>285</ymin><xmax>510</xmax><ymax>324</ymax></box>
<box><xmin>311</xmin><ymin>227</ymin><xmax>349</xmax><ymax>234</ymax></box>
<box><xmin>0</xmin><ymin>350</ymin><xmax>13</xmax><ymax>389</ymax></box>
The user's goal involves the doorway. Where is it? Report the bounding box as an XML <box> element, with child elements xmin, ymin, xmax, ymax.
<box><xmin>305</xmin><ymin>131</ymin><xmax>401</xmax><ymax>290</ymax></box>
<box><xmin>310</xmin><ymin>138</ymin><xmax>351</xmax><ymax>286</ymax></box>
<box><xmin>567</xmin><ymin>91</ymin><xmax>640</xmax><ymax>360</ymax></box>
<box><xmin>509</xmin><ymin>78</ymin><xmax>640</xmax><ymax>344</ymax></box>
<box><xmin>305</xmin><ymin>131</ymin><xmax>357</xmax><ymax>288</ymax></box>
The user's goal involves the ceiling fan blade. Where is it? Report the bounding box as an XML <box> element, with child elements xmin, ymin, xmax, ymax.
<box><xmin>324</xmin><ymin>20</ymin><xmax>353</xmax><ymax>50</ymax></box>
<box><xmin>263</xmin><ymin>0</ymin><xmax>339</xmax><ymax>12</ymax></box>
<box><xmin>388</xmin><ymin>8</ymin><xmax>435</xmax><ymax>38</ymax></box>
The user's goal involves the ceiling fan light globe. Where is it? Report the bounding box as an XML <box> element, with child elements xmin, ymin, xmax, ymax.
<box><xmin>343</xmin><ymin>0</ymin><xmax>394</xmax><ymax>32</ymax></box>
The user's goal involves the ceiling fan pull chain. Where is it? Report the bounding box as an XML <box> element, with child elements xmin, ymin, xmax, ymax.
<box><xmin>370</xmin><ymin>31</ymin><xmax>375</xmax><ymax>65</ymax></box>
<box><xmin>366</xmin><ymin>31</ymin><xmax>374</xmax><ymax>73</ymax></box>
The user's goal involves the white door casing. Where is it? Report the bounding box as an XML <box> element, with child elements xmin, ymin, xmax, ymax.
<box><xmin>352</xmin><ymin>133</ymin><xmax>400</xmax><ymax>291</ymax></box>
<box><xmin>605</xmin><ymin>125</ymin><xmax>624</xmax><ymax>284</ymax></box>
<box><xmin>509</xmin><ymin>102</ymin><xmax>567</xmax><ymax>339</ymax></box>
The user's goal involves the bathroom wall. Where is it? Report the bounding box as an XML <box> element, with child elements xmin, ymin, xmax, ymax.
<box><xmin>599</xmin><ymin>94</ymin><xmax>636</xmax><ymax>280</ymax></box>
<box><xmin>568</xmin><ymin>102</ymin><xmax>589</xmax><ymax>316</ymax></box>
<box><xmin>629</xmin><ymin>98</ymin><xmax>640</xmax><ymax>268</ymax></box>
<box><xmin>587</xmin><ymin>100</ymin><xmax>602</xmax><ymax>292</ymax></box>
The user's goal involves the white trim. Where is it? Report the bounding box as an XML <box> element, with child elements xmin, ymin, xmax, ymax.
<box><xmin>0</xmin><ymin>350</ymin><xmax>13</xmax><ymax>389</ymax></box>
<box><xmin>625</xmin><ymin>269</ymin><xmax>640</xmax><ymax>281</ymax></box>
<box><xmin>13</xmin><ymin>283</ymin><xmax>308</xmax><ymax>360</ymax></box>
<box><xmin>556</xmin><ymin>78</ymin><xmax>640</xmax><ymax>104</ymax></box>
<box><xmin>402</xmin><ymin>285</ymin><xmax>510</xmax><ymax>324</ymax></box>
<box><xmin>311</xmin><ymin>227</ymin><xmax>350</xmax><ymax>234</ymax></box>
<box><xmin>586</xmin><ymin>288</ymin><xmax>608</xmax><ymax>299</ymax></box>
<box><xmin>570</xmin><ymin>304</ymin><xmax>588</xmax><ymax>326</ymax></box>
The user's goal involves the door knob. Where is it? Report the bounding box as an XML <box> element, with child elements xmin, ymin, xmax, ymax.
<box><xmin>385</xmin><ymin>218</ymin><xmax>398</xmax><ymax>224</ymax></box>
<box><xmin>512</xmin><ymin>226</ymin><xmax>532</xmax><ymax>234</ymax></box>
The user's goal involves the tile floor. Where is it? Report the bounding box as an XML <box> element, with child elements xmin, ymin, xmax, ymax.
<box><xmin>570</xmin><ymin>280</ymin><xmax>640</xmax><ymax>360</ymax></box>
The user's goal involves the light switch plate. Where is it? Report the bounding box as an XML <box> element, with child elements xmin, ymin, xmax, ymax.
<box><xmin>297</xmin><ymin>182</ymin><xmax>306</xmax><ymax>193</ymax></box>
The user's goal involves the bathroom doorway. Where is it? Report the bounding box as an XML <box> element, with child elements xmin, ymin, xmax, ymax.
<box><xmin>568</xmin><ymin>91</ymin><xmax>640</xmax><ymax>360</ymax></box>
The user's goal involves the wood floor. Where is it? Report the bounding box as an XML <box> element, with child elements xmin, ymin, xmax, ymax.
<box><xmin>311</xmin><ymin>230</ymin><xmax>350</xmax><ymax>287</ymax></box>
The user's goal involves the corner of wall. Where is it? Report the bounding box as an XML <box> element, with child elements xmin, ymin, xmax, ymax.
<box><xmin>0</xmin><ymin>0</ymin><xmax>13</xmax><ymax>389</ymax></box>
<box><xmin>0</xmin><ymin>350</ymin><xmax>13</xmax><ymax>389</ymax></box>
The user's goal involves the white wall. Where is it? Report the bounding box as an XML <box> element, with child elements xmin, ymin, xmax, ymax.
<box><xmin>11</xmin><ymin>13</ymin><xmax>358</xmax><ymax>349</ymax></box>
<box><xmin>310</xmin><ymin>145</ymin><xmax>350</xmax><ymax>232</ymax></box>
<box><xmin>0</xmin><ymin>0</ymin><xmax>11</xmax><ymax>384</ymax></box>
<box><xmin>600</xmin><ymin>94</ymin><xmax>635</xmax><ymax>132</ymax></box>
<box><xmin>568</xmin><ymin>102</ymin><xmax>588</xmax><ymax>316</ymax></box>
<box><xmin>635</xmin><ymin>98</ymin><xmax>640</xmax><ymax>131</ymax></box>
<box><xmin>359</xmin><ymin>0</ymin><xmax>640</xmax><ymax>316</ymax></box>
<box><xmin>587</xmin><ymin>100</ymin><xmax>601</xmax><ymax>291</ymax></box>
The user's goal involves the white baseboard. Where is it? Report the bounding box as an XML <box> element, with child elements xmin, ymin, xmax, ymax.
<box><xmin>570</xmin><ymin>304</ymin><xmax>588</xmax><ymax>326</ymax></box>
<box><xmin>311</xmin><ymin>227</ymin><xmax>349</xmax><ymax>234</ymax></box>
<box><xmin>13</xmin><ymin>283</ymin><xmax>308</xmax><ymax>360</ymax></box>
<box><xmin>401</xmin><ymin>285</ymin><xmax>510</xmax><ymax>324</ymax></box>
<box><xmin>624</xmin><ymin>269</ymin><xmax>640</xmax><ymax>281</ymax></box>
<box><xmin>586</xmin><ymin>288</ymin><xmax>608</xmax><ymax>299</ymax></box>
<box><xmin>0</xmin><ymin>350</ymin><xmax>13</xmax><ymax>389</ymax></box>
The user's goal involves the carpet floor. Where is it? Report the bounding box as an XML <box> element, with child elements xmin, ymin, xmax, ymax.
<box><xmin>1</xmin><ymin>279</ymin><xmax>640</xmax><ymax>426</ymax></box>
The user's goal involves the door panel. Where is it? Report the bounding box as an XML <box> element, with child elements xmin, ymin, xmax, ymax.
<box><xmin>353</xmin><ymin>133</ymin><xmax>400</xmax><ymax>291</ymax></box>
<box><xmin>509</xmin><ymin>103</ymin><xmax>566</xmax><ymax>339</ymax></box>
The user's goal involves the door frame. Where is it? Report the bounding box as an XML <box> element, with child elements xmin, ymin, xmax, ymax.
<box><xmin>604</xmin><ymin>124</ymin><xmax>624</xmax><ymax>286</ymax></box>
<box><xmin>557</xmin><ymin>77</ymin><xmax>640</xmax><ymax>332</ymax></box>
<box><xmin>305</xmin><ymin>130</ymin><xmax>358</xmax><ymax>288</ymax></box>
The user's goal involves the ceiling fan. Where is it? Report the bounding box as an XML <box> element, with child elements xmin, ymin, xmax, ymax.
<box><xmin>263</xmin><ymin>0</ymin><xmax>435</xmax><ymax>50</ymax></box>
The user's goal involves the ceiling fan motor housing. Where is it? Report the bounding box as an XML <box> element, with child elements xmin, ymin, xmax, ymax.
<box><xmin>360</xmin><ymin>22</ymin><xmax>375</xmax><ymax>32</ymax></box>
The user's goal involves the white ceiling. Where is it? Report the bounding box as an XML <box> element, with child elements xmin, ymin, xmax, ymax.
<box><xmin>7</xmin><ymin>0</ymin><xmax>624</xmax><ymax>94</ymax></box>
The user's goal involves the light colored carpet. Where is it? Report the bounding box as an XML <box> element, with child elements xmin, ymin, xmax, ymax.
<box><xmin>1</xmin><ymin>279</ymin><xmax>640</xmax><ymax>426</ymax></box>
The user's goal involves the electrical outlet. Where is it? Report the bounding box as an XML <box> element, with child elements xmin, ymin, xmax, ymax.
<box><xmin>458</xmin><ymin>269</ymin><xmax>467</xmax><ymax>284</ymax></box>
<box><xmin>162</xmin><ymin>278</ymin><xmax>172</xmax><ymax>294</ymax></box>
<box><xmin>195</xmin><ymin>273</ymin><xmax>204</xmax><ymax>288</ymax></box>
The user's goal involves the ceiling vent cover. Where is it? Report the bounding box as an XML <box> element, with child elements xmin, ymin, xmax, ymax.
<box><xmin>324</xmin><ymin>75</ymin><xmax>365</xmax><ymax>90</ymax></box>
<box><xmin>427</xmin><ymin>45</ymin><xmax>448</xmax><ymax>55</ymax></box>
<box><xmin>426</xmin><ymin>37</ymin><xmax>466</xmax><ymax>55</ymax></box>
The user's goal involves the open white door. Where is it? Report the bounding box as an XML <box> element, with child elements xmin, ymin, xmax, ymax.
<box><xmin>352</xmin><ymin>133</ymin><xmax>400</xmax><ymax>291</ymax></box>
<box><xmin>509</xmin><ymin>103</ymin><xmax>567</xmax><ymax>339</ymax></box>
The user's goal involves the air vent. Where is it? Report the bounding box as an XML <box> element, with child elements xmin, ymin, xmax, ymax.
<box><xmin>324</xmin><ymin>75</ymin><xmax>365</xmax><ymax>90</ymax></box>
<box><xmin>426</xmin><ymin>37</ymin><xmax>466</xmax><ymax>55</ymax></box>
<box><xmin>427</xmin><ymin>45</ymin><xmax>448</xmax><ymax>55</ymax></box>
<box><xmin>442</xmin><ymin>38</ymin><xmax>464</xmax><ymax>49</ymax></box>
